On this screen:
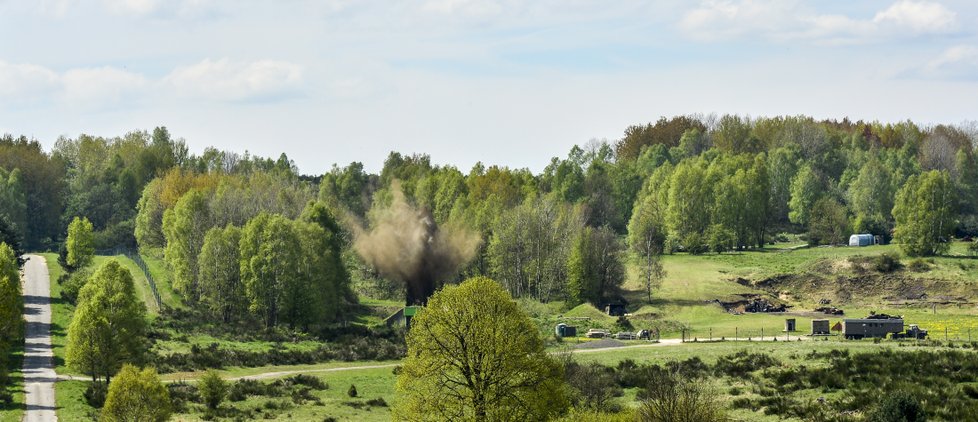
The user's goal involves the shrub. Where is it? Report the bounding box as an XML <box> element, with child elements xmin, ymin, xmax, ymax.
<box><xmin>59</xmin><ymin>268</ymin><xmax>92</xmax><ymax>305</ymax></box>
<box><xmin>347</xmin><ymin>384</ymin><xmax>357</xmax><ymax>398</ymax></box>
<box><xmin>874</xmin><ymin>253</ymin><xmax>903</xmax><ymax>273</ymax></box>
<box><xmin>907</xmin><ymin>259</ymin><xmax>931</xmax><ymax>272</ymax></box>
<box><xmin>101</xmin><ymin>365</ymin><xmax>171</xmax><ymax>422</ymax></box>
<box><xmin>198</xmin><ymin>370</ymin><xmax>228</xmax><ymax>410</ymax></box>
<box><xmin>637</xmin><ymin>370</ymin><xmax>726</xmax><ymax>422</ymax></box>
<box><xmin>868</xmin><ymin>391</ymin><xmax>926</xmax><ymax>422</ymax></box>
<box><xmin>969</xmin><ymin>240</ymin><xmax>978</xmax><ymax>257</ymax></box>
<box><xmin>714</xmin><ymin>351</ymin><xmax>780</xmax><ymax>378</ymax></box>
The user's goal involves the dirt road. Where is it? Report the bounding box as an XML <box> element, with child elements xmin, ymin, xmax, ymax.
<box><xmin>22</xmin><ymin>255</ymin><xmax>57</xmax><ymax>422</ymax></box>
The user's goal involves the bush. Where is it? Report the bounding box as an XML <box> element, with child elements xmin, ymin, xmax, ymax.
<box><xmin>59</xmin><ymin>268</ymin><xmax>92</xmax><ymax>305</ymax></box>
<box><xmin>347</xmin><ymin>384</ymin><xmax>357</xmax><ymax>398</ymax></box>
<box><xmin>907</xmin><ymin>259</ymin><xmax>931</xmax><ymax>272</ymax></box>
<box><xmin>198</xmin><ymin>370</ymin><xmax>228</xmax><ymax>410</ymax></box>
<box><xmin>637</xmin><ymin>370</ymin><xmax>726</xmax><ymax>422</ymax></box>
<box><xmin>874</xmin><ymin>253</ymin><xmax>903</xmax><ymax>273</ymax></box>
<box><xmin>868</xmin><ymin>391</ymin><xmax>926</xmax><ymax>422</ymax></box>
<box><xmin>969</xmin><ymin>240</ymin><xmax>978</xmax><ymax>257</ymax></box>
<box><xmin>714</xmin><ymin>351</ymin><xmax>779</xmax><ymax>378</ymax></box>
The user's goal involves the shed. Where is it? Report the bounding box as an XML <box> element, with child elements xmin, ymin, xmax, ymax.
<box><xmin>812</xmin><ymin>319</ymin><xmax>830</xmax><ymax>335</ymax></box>
<box><xmin>849</xmin><ymin>234</ymin><xmax>875</xmax><ymax>247</ymax></box>
<box><xmin>554</xmin><ymin>323</ymin><xmax>577</xmax><ymax>338</ymax></box>
<box><xmin>784</xmin><ymin>318</ymin><xmax>796</xmax><ymax>332</ymax></box>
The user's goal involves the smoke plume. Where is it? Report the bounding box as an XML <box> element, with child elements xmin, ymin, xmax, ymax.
<box><xmin>350</xmin><ymin>183</ymin><xmax>481</xmax><ymax>305</ymax></box>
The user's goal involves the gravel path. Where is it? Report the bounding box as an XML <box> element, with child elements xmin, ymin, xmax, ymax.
<box><xmin>22</xmin><ymin>255</ymin><xmax>57</xmax><ymax>422</ymax></box>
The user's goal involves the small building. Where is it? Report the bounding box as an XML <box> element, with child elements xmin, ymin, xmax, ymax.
<box><xmin>554</xmin><ymin>323</ymin><xmax>577</xmax><ymax>338</ymax></box>
<box><xmin>812</xmin><ymin>319</ymin><xmax>830</xmax><ymax>335</ymax></box>
<box><xmin>843</xmin><ymin>317</ymin><xmax>904</xmax><ymax>339</ymax></box>
<box><xmin>849</xmin><ymin>234</ymin><xmax>876</xmax><ymax>247</ymax></box>
<box><xmin>784</xmin><ymin>318</ymin><xmax>796</xmax><ymax>332</ymax></box>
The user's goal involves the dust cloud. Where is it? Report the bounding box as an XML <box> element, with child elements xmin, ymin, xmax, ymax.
<box><xmin>350</xmin><ymin>183</ymin><xmax>481</xmax><ymax>305</ymax></box>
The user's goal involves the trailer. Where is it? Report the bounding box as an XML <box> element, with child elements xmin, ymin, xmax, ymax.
<box><xmin>842</xmin><ymin>317</ymin><xmax>904</xmax><ymax>339</ymax></box>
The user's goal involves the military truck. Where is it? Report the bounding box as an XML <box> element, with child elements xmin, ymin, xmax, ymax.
<box><xmin>842</xmin><ymin>317</ymin><xmax>904</xmax><ymax>339</ymax></box>
<box><xmin>891</xmin><ymin>324</ymin><xmax>928</xmax><ymax>340</ymax></box>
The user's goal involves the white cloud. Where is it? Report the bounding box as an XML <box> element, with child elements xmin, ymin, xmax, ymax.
<box><xmin>916</xmin><ymin>45</ymin><xmax>978</xmax><ymax>80</ymax></box>
<box><xmin>61</xmin><ymin>66</ymin><xmax>147</xmax><ymax>107</ymax></box>
<box><xmin>164</xmin><ymin>58</ymin><xmax>304</xmax><ymax>102</ymax></box>
<box><xmin>873</xmin><ymin>0</ymin><xmax>957</xmax><ymax>32</ymax></box>
<box><xmin>102</xmin><ymin>0</ymin><xmax>160</xmax><ymax>15</ymax></box>
<box><xmin>422</xmin><ymin>0</ymin><xmax>502</xmax><ymax>17</ymax></box>
<box><xmin>680</xmin><ymin>0</ymin><xmax>959</xmax><ymax>43</ymax></box>
<box><xmin>0</xmin><ymin>61</ymin><xmax>60</xmax><ymax>98</ymax></box>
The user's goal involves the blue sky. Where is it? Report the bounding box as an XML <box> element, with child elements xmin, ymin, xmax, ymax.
<box><xmin>1</xmin><ymin>0</ymin><xmax>976</xmax><ymax>174</ymax></box>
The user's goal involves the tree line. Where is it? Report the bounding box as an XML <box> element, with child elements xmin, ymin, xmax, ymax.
<box><xmin>0</xmin><ymin>116</ymin><xmax>975</xmax><ymax>311</ymax></box>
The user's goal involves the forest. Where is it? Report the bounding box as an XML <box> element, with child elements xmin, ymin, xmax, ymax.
<box><xmin>0</xmin><ymin>116</ymin><xmax>975</xmax><ymax>314</ymax></box>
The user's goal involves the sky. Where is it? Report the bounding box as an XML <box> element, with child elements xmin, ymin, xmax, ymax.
<box><xmin>1</xmin><ymin>0</ymin><xmax>977</xmax><ymax>175</ymax></box>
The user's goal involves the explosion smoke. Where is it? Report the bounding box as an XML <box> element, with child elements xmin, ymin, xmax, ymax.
<box><xmin>350</xmin><ymin>183</ymin><xmax>481</xmax><ymax>306</ymax></box>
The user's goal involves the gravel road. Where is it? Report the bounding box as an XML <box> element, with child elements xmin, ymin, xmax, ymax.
<box><xmin>22</xmin><ymin>255</ymin><xmax>57</xmax><ymax>422</ymax></box>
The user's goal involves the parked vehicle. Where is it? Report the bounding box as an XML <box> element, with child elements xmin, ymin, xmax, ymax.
<box><xmin>614</xmin><ymin>332</ymin><xmax>637</xmax><ymax>340</ymax></box>
<box><xmin>585</xmin><ymin>329</ymin><xmax>609</xmax><ymax>338</ymax></box>
<box><xmin>891</xmin><ymin>324</ymin><xmax>928</xmax><ymax>340</ymax></box>
<box><xmin>842</xmin><ymin>317</ymin><xmax>904</xmax><ymax>339</ymax></box>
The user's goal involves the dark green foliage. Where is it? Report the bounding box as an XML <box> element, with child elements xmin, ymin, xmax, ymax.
<box><xmin>868</xmin><ymin>391</ymin><xmax>927</xmax><ymax>422</ymax></box>
<box><xmin>346</xmin><ymin>384</ymin><xmax>357</xmax><ymax>398</ymax></box>
<box><xmin>198</xmin><ymin>370</ymin><xmax>228</xmax><ymax>410</ymax></box>
<box><xmin>84</xmin><ymin>381</ymin><xmax>108</xmax><ymax>408</ymax></box>
<box><xmin>874</xmin><ymin>253</ymin><xmax>903</xmax><ymax>273</ymax></box>
<box><xmin>714</xmin><ymin>351</ymin><xmax>780</xmax><ymax>378</ymax></box>
<box><xmin>564</xmin><ymin>361</ymin><xmax>623</xmax><ymax>411</ymax></box>
<box><xmin>58</xmin><ymin>268</ymin><xmax>92</xmax><ymax>305</ymax></box>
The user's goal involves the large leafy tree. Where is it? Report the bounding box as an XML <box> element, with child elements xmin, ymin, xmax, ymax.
<box><xmin>394</xmin><ymin>277</ymin><xmax>569</xmax><ymax>421</ymax></box>
<box><xmin>487</xmin><ymin>196</ymin><xmax>580</xmax><ymax>302</ymax></box>
<box><xmin>66</xmin><ymin>260</ymin><xmax>147</xmax><ymax>383</ymax></box>
<box><xmin>239</xmin><ymin>213</ymin><xmax>303</xmax><ymax>328</ymax></box>
<box><xmin>0</xmin><ymin>242</ymin><xmax>23</xmax><ymax>348</ymax></box>
<box><xmin>788</xmin><ymin>164</ymin><xmax>825</xmax><ymax>226</ymax></box>
<box><xmin>163</xmin><ymin>189</ymin><xmax>211</xmax><ymax>302</ymax></box>
<box><xmin>198</xmin><ymin>225</ymin><xmax>245</xmax><ymax>323</ymax></box>
<box><xmin>893</xmin><ymin>170</ymin><xmax>957</xmax><ymax>256</ymax></box>
<box><xmin>848</xmin><ymin>156</ymin><xmax>895</xmax><ymax>236</ymax></box>
<box><xmin>101</xmin><ymin>364</ymin><xmax>171</xmax><ymax>422</ymax></box>
<box><xmin>628</xmin><ymin>186</ymin><xmax>667</xmax><ymax>303</ymax></box>
<box><xmin>566</xmin><ymin>226</ymin><xmax>625</xmax><ymax>305</ymax></box>
<box><xmin>808</xmin><ymin>198</ymin><xmax>850</xmax><ymax>246</ymax></box>
<box><xmin>65</xmin><ymin>216</ymin><xmax>95</xmax><ymax>269</ymax></box>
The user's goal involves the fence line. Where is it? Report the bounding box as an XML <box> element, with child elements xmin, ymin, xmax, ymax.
<box><xmin>96</xmin><ymin>246</ymin><xmax>162</xmax><ymax>310</ymax></box>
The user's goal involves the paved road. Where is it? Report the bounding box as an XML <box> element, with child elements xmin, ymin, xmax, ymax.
<box><xmin>22</xmin><ymin>255</ymin><xmax>57</xmax><ymax>422</ymax></box>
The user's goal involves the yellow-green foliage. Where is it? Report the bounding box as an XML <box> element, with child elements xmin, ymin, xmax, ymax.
<box><xmin>66</xmin><ymin>216</ymin><xmax>94</xmax><ymax>268</ymax></box>
<box><xmin>394</xmin><ymin>276</ymin><xmax>569</xmax><ymax>421</ymax></box>
<box><xmin>101</xmin><ymin>364</ymin><xmax>171</xmax><ymax>422</ymax></box>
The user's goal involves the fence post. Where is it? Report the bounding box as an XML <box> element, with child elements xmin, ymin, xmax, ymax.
<box><xmin>946</xmin><ymin>327</ymin><xmax>949</xmax><ymax>342</ymax></box>
<box><xmin>736</xmin><ymin>327</ymin><xmax>738</xmax><ymax>340</ymax></box>
<box><xmin>709</xmin><ymin>327</ymin><xmax>712</xmax><ymax>342</ymax></box>
<box><xmin>761</xmin><ymin>327</ymin><xmax>764</xmax><ymax>341</ymax></box>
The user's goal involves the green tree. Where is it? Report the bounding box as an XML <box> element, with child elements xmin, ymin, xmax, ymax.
<box><xmin>198</xmin><ymin>225</ymin><xmax>245</xmax><ymax>323</ymax></box>
<box><xmin>666</xmin><ymin>159</ymin><xmax>711</xmax><ymax>248</ymax></box>
<box><xmin>705</xmin><ymin>224</ymin><xmax>736</xmax><ymax>254</ymax></box>
<box><xmin>393</xmin><ymin>277</ymin><xmax>569</xmax><ymax>421</ymax></box>
<box><xmin>0</xmin><ymin>168</ymin><xmax>28</xmax><ymax>243</ymax></box>
<box><xmin>566</xmin><ymin>226</ymin><xmax>625</xmax><ymax>305</ymax></box>
<box><xmin>66</xmin><ymin>216</ymin><xmax>95</xmax><ymax>269</ymax></box>
<box><xmin>134</xmin><ymin>179</ymin><xmax>166</xmax><ymax>249</ymax></box>
<box><xmin>788</xmin><ymin>164</ymin><xmax>824</xmax><ymax>226</ymax></box>
<box><xmin>0</xmin><ymin>243</ymin><xmax>23</xmax><ymax>360</ymax></box>
<box><xmin>893</xmin><ymin>171</ymin><xmax>957</xmax><ymax>256</ymax></box>
<box><xmin>66</xmin><ymin>260</ymin><xmax>147</xmax><ymax>383</ymax></box>
<box><xmin>197</xmin><ymin>370</ymin><xmax>228</xmax><ymax>411</ymax></box>
<box><xmin>239</xmin><ymin>213</ymin><xmax>302</xmax><ymax>328</ymax></box>
<box><xmin>808</xmin><ymin>198</ymin><xmax>850</xmax><ymax>246</ymax></box>
<box><xmin>627</xmin><ymin>190</ymin><xmax>666</xmax><ymax>303</ymax></box>
<box><xmin>163</xmin><ymin>189</ymin><xmax>211</xmax><ymax>301</ymax></box>
<box><xmin>848</xmin><ymin>156</ymin><xmax>895</xmax><ymax>236</ymax></box>
<box><xmin>101</xmin><ymin>364</ymin><xmax>171</xmax><ymax>422</ymax></box>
